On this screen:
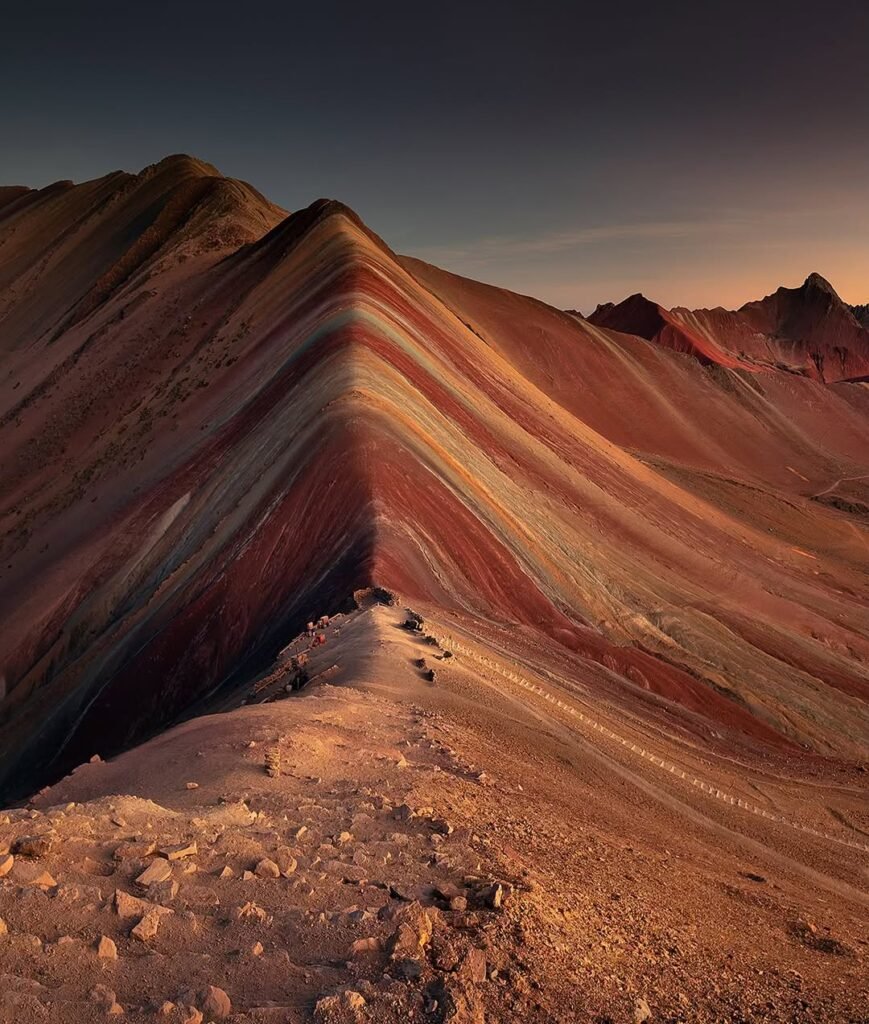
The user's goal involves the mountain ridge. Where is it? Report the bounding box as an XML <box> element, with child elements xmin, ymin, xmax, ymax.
<box><xmin>1</xmin><ymin>158</ymin><xmax>868</xmax><ymax>804</ymax></box>
<box><xmin>589</xmin><ymin>272</ymin><xmax>869</xmax><ymax>382</ymax></box>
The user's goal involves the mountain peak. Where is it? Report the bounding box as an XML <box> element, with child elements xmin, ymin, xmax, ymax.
<box><xmin>144</xmin><ymin>152</ymin><xmax>222</xmax><ymax>179</ymax></box>
<box><xmin>586</xmin><ymin>291</ymin><xmax>666</xmax><ymax>340</ymax></box>
<box><xmin>801</xmin><ymin>272</ymin><xmax>840</xmax><ymax>299</ymax></box>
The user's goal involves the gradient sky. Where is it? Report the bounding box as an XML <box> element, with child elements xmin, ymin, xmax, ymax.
<box><xmin>2</xmin><ymin>1</ymin><xmax>867</xmax><ymax>312</ymax></box>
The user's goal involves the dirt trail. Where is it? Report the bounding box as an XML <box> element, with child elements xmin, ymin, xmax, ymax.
<box><xmin>810</xmin><ymin>473</ymin><xmax>869</xmax><ymax>498</ymax></box>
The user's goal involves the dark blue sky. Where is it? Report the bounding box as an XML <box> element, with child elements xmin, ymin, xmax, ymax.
<box><xmin>2</xmin><ymin>1</ymin><xmax>867</xmax><ymax>309</ymax></box>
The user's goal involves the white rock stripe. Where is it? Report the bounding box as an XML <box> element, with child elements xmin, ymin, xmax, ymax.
<box><xmin>440</xmin><ymin>636</ymin><xmax>869</xmax><ymax>855</ymax></box>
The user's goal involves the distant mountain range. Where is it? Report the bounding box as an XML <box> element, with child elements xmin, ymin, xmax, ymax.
<box><xmin>588</xmin><ymin>271</ymin><xmax>869</xmax><ymax>383</ymax></box>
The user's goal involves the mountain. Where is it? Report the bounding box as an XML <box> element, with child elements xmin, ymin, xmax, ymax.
<box><xmin>850</xmin><ymin>302</ymin><xmax>869</xmax><ymax>328</ymax></box>
<box><xmin>588</xmin><ymin>273</ymin><xmax>869</xmax><ymax>382</ymax></box>
<box><xmin>0</xmin><ymin>158</ymin><xmax>867</xmax><ymax>1021</ymax></box>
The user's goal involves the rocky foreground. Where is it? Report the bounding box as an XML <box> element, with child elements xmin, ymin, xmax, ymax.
<box><xmin>1</xmin><ymin>603</ymin><xmax>866</xmax><ymax>1024</ymax></box>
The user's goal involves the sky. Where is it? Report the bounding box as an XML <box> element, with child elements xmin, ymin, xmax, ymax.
<box><xmin>1</xmin><ymin>1</ymin><xmax>867</xmax><ymax>312</ymax></box>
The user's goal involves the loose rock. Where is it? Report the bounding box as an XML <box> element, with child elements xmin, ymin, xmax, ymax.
<box><xmin>131</xmin><ymin>909</ymin><xmax>166</xmax><ymax>942</ymax></box>
<box><xmin>634</xmin><ymin>996</ymin><xmax>652</xmax><ymax>1022</ymax></box>
<box><xmin>313</xmin><ymin>990</ymin><xmax>366</xmax><ymax>1023</ymax></box>
<box><xmin>12</xmin><ymin>835</ymin><xmax>53</xmax><ymax>858</ymax></box>
<box><xmin>254</xmin><ymin>858</ymin><xmax>280</xmax><ymax>878</ymax></box>
<box><xmin>135</xmin><ymin>858</ymin><xmax>173</xmax><ymax>887</ymax></box>
<box><xmin>201</xmin><ymin>984</ymin><xmax>232</xmax><ymax>1020</ymax></box>
<box><xmin>113</xmin><ymin>840</ymin><xmax>156</xmax><ymax>861</ymax></box>
<box><xmin>162</xmin><ymin>841</ymin><xmax>197</xmax><ymax>861</ymax></box>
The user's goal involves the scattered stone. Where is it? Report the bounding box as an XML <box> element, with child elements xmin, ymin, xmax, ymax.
<box><xmin>28</xmin><ymin>871</ymin><xmax>57</xmax><ymax>889</ymax></box>
<box><xmin>235</xmin><ymin>901</ymin><xmax>269</xmax><ymax>923</ymax></box>
<box><xmin>313</xmin><ymin>990</ymin><xmax>366</xmax><ymax>1023</ymax></box>
<box><xmin>384</xmin><ymin>901</ymin><xmax>433</xmax><ymax>959</ymax></box>
<box><xmin>251</xmin><ymin>941</ymin><xmax>264</xmax><ymax>956</ymax></box>
<box><xmin>477</xmin><ymin>882</ymin><xmax>503</xmax><ymax>909</ymax></box>
<box><xmin>96</xmin><ymin>935</ymin><xmax>118</xmax><ymax>959</ymax></box>
<box><xmin>113</xmin><ymin>840</ymin><xmax>156</xmax><ymax>861</ymax></box>
<box><xmin>108</xmin><ymin>1001</ymin><xmax>124</xmax><ymax>1015</ymax></box>
<box><xmin>275</xmin><ymin>848</ymin><xmax>298</xmax><ymax>876</ymax></box>
<box><xmin>135</xmin><ymin>858</ymin><xmax>173</xmax><ymax>887</ymax></box>
<box><xmin>459</xmin><ymin>947</ymin><xmax>487</xmax><ymax>983</ymax></box>
<box><xmin>180</xmin><ymin>1007</ymin><xmax>203</xmax><ymax>1024</ymax></box>
<box><xmin>351</xmin><ymin>936</ymin><xmax>382</xmax><ymax>954</ymax></box>
<box><xmin>0</xmin><ymin>917</ymin><xmax>7</xmax><ymax>936</ymax></box>
<box><xmin>449</xmin><ymin>896</ymin><xmax>468</xmax><ymax>912</ymax></box>
<box><xmin>265</xmin><ymin>748</ymin><xmax>282</xmax><ymax>777</ymax></box>
<box><xmin>218</xmin><ymin>866</ymin><xmax>233</xmax><ymax>879</ymax></box>
<box><xmin>82</xmin><ymin>855</ymin><xmax>113</xmax><ymax>876</ymax></box>
<box><xmin>114</xmin><ymin>890</ymin><xmax>152</xmax><ymax>919</ymax></box>
<box><xmin>634</xmin><ymin>996</ymin><xmax>652</xmax><ymax>1023</ymax></box>
<box><xmin>185</xmin><ymin>782</ymin><xmax>199</xmax><ymax>790</ymax></box>
<box><xmin>395</xmin><ymin>957</ymin><xmax>423</xmax><ymax>979</ymax></box>
<box><xmin>150</xmin><ymin>878</ymin><xmax>180</xmax><ymax>902</ymax></box>
<box><xmin>0</xmin><ymin>854</ymin><xmax>13</xmax><ymax>877</ymax></box>
<box><xmin>254</xmin><ymin>858</ymin><xmax>280</xmax><ymax>879</ymax></box>
<box><xmin>131</xmin><ymin>909</ymin><xmax>165</xmax><ymax>942</ymax></box>
<box><xmin>430</xmin><ymin>978</ymin><xmax>484</xmax><ymax>1024</ymax></box>
<box><xmin>90</xmin><ymin>985</ymin><xmax>117</xmax><ymax>1007</ymax></box>
<box><xmin>161</xmin><ymin>841</ymin><xmax>197</xmax><ymax>861</ymax></box>
<box><xmin>201</xmin><ymin>985</ymin><xmax>232</xmax><ymax>1020</ymax></box>
<box><xmin>324</xmin><ymin>860</ymin><xmax>366</xmax><ymax>882</ymax></box>
<box><xmin>158</xmin><ymin>1003</ymin><xmax>176</xmax><ymax>1016</ymax></box>
<box><xmin>12</xmin><ymin>835</ymin><xmax>53</xmax><ymax>858</ymax></box>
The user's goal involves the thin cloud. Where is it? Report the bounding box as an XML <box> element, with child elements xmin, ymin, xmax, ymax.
<box><xmin>412</xmin><ymin>219</ymin><xmax>743</xmax><ymax>265</ymax></box>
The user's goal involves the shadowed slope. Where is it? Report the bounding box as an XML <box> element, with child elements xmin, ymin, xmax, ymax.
<box><xmin>1</xmin><ymin>163</ymin><xmax>868</xmax><ymax>804</ymax></box>
<box><xmin>0</xmin><ymin>154</ymin><xmax>284</xmax><ymax>352</ymax></box>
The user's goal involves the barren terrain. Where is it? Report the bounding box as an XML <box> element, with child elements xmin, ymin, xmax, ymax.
<box><xmin>0</xmin><ymin>157</ymin><xmax>867</xmax><ymax>1022</ymax></box>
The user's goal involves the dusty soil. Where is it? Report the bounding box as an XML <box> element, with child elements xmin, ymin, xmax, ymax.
<box><xmin>1</xmin><ymin>602</ymin><xmax>865</xmax><ymax>1023</ymax></box>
